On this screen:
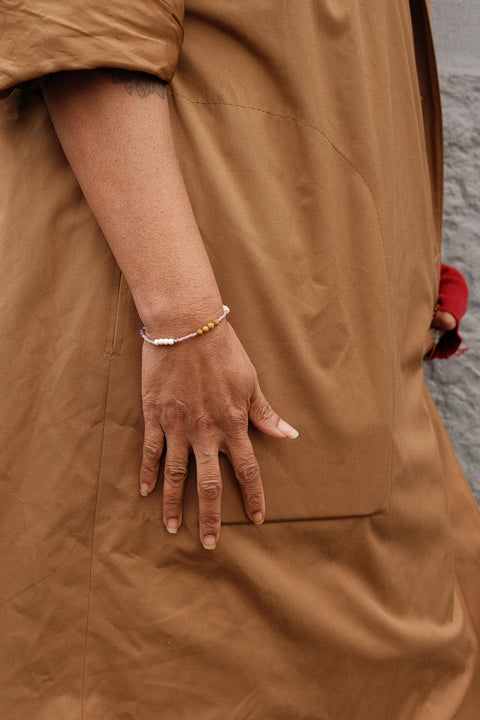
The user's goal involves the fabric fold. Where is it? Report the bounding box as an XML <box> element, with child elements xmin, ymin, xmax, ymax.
<box><xmin>0</xmin><ymin>0</ymin><xmax>184</xmax><ymax>96</ymax></box>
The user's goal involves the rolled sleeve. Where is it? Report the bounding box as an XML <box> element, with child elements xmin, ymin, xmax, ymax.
<box><xmin>0</xmin><ymin>0</ymin><xmax>184</xmax><ymax>95</ymax></box>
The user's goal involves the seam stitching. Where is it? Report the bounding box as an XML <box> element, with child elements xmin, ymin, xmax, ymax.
<box><xmin>81</xmin><ymin>353</ymin><xmax>114</xmax><ymax>718</ymax></box>
<box><xmin>98</xmin><ymin>512</ymin><xmax>386</xmax><ymax>525</ymax></box>
<box><xmin>104</xmin><ymin>267</ymin><xmax>123</xmax><ymax>357</ymax></box>
<box><xmin>104</xmin><ymin>265</ymin><xmax>118</xmax><ymax>355</ymax></box>
<box><xmin>170</xmin><ymin>90</ymin><xmax>397</xmax><ymax>512</ymax></box>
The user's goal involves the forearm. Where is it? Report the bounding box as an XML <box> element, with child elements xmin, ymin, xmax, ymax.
<box><xmin>41</xmin><ymin>68</ymin><xmax>222</xmax><ymax>335</ymax></box>
<box><xmin>42</xmin><ymin>68</ymin><xmax>295</xmax><ymax>548</ymax></box>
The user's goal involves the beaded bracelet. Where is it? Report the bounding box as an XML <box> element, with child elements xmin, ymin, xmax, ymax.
<box><xmin>140</xmin><ymin>305</ymin><xmax>230</xmax><ymax>346</ymax></box>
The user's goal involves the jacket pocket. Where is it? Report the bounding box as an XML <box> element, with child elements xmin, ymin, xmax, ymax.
<box><xmin>219</xmin><ymin>284</ymin><xmax>395</xmax><ymax>524</ymax></box>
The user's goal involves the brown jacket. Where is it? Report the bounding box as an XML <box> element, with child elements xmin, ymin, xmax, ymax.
<box><xmin>0</xmin><ymin>1</ymin><xmax>479</xmax><ymax>718</ymax></box>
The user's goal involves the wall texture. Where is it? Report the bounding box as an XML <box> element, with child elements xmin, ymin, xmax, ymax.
<box><xmin>424</xmin><ymin>1</ymin><xmax>480</xmax><ymax>504</ymax></box>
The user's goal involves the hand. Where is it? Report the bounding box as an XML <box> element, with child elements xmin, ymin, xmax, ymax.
<box><xmin>423</xmin><ymin>309</ymin><xmax>457</xmax><ymax>357</ymax></box>
<box><xmin>139</xmin><ymin>320</ymin><xmax>298</xmax><ymax>549</ymax></box>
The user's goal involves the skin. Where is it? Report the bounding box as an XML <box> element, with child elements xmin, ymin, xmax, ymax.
<box><xmin>422</xmin><ymin>309</ymin><xmax>457</xmax><ymax>357</ymax></box>
<box><xmin>40</xmin><ymin>68</ymin><xmax>451</xmax><ymax>546</ymax></box>
<box><xmin>41</xmin><ymin>69</ymin><xmax>299</xmax><ymax>550</ymax></box>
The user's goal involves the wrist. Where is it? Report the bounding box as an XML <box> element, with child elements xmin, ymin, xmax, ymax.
<box><xmin>140</xmin><ymin>294</ymin><xmax>225</xmax><ymax>339</ymax></box>
<box><xmin>141</xmin><ymin>304</ymin><xmax>230</xmax><ymax>346</ymax></box>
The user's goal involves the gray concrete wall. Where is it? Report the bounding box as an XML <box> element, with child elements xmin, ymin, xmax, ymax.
<box><xmin>424</xmin><ymin>1</ymin><xmax>480</xmax><ymax>504</ymax></box>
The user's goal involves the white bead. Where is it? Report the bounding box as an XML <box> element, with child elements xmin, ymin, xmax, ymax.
<box><xmin>154</xmin><ymin>339</ymin><xmax>161</xmax><ymax>346</ymax></box>
<box><xmin>168</xmin><ymin>339</ymin><xmax>174</xmax><ymax>345</ymax></box>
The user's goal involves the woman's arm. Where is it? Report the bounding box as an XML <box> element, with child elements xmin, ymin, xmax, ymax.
<box><xmin>42</xmin><ymin>69</ymin><xmax>298</xmax><ymax>549</ymax></box>
<box><xmin>42</xmin><ymin>69</ymin><xmax>221</xmax><ymax>331</ymax></box>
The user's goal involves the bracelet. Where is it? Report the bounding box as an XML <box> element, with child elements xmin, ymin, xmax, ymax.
<box><xmin>426</xmin><ymin>327</ymin><xmax>442</xmax><ymax>360</ymax></box>
<box><xmin>140</xmin><ymin>305</ymin><xmax>230</xmax><ymax>346</ymax></box>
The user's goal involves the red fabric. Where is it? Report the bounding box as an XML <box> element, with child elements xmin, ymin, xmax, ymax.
<box><xmin>429</xmin><ymin>264</ymin><xmax>469</xmax><ymax>359</ymax></box>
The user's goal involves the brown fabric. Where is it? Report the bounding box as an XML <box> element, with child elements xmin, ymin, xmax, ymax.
<box><xmin>0</xmin><ymin>1</ymin><xmax>479</xmax><ymax>718</ymax></box>
<box><xmin>0</xmin><ymin>0</ymin><xmax>184</xmax><ymax>94</ymax></box>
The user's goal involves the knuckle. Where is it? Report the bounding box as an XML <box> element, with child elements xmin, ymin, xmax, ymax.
<box><xmin>200</xmin><ymin>514</ymin><xmax>220</xmax><ymax>529</ymax></box>
<box><xmin>236</xmin><ymin>461</ymin><xmax>260</xmax><ymax>487</ymax></box>
<box><xmin>198</xmin><ymin>479</ymin><xmax>222</xmax><ymax>501</ymax></box>
<box><xmin>156</xmin><ymin>398</ymin><xmax>188</xmax><ymax>428</ymax></box>
<box><xmin>245</xmin><ymin>492</ymin><xmax>263</xmax><ymax>508</ymax></box>
<box><xmin>143</xmin><ymin>444</ymin><xmax>162</xmax><ymax>461</ymax></box>
<box><xmin>192</xmin><ymin>414</ymin><xmax>214</xmax><ymax>433</ymax></box>
<box><xmin>253</xmin><ymin>396</ymin><xmax>274</xmax><ymax>422</ymax></box>
<box><xmin>164</xmin><ymin>463</ymin><xmax>188</xmax><ymax>486</ymax></box>
<box><xmin>143</xmin><ymin>401</ymin><xmax>160</xmax><ymax>420</ymax></box>
<box><xmin>164</xmin><ymin>500</ymin><xmax>182</xmax><ymax>514</ymax></box>
<box><xmin>142</xmin><ymin>444</ymin><xmax>162</xmax><ymax>472</ymax></box>
<box><xmin>194</xmin><ymin>447</ymin><xmax>218</xmax><ymax>464</ymax></box>
<box><xmin>224</xmin><ymin>409</ymin><xmax>247</xmax><ymax>435</ymax></box>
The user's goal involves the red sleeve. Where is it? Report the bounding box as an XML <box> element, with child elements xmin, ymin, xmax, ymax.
<box><xmin>430</xmin><ymin>264</ymin><xmax>469</xmax><ymax>359</ymax></box>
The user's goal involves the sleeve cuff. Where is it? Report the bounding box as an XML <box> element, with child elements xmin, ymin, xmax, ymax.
<box><xmin>426</xmin><ymin>264</ymin><xmax>469</xmax><ymax>360</ymax></box>
<box><xmin>0</xmin><ymin>1</ymin><xmax>184</xmax><ymax>96</ymax></box>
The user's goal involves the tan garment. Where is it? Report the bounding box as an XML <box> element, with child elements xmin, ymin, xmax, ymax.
<box><xmin>0</xmin><ymin>1</ymin><xmax>479</xmax><ymax>718</ymax></box>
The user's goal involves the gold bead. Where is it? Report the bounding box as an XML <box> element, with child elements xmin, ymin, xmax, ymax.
<box><xmin>196</xmin><ymin>328</ymin><xmax>203</xmax><ymax>335</ymax></box>
<box><xmin>207</xmin><ymin>322</ymin><xmax>215</xmax><ymax>329</ymax></box>
<box><xmin>202</xmin><ymin>325</ymin><xmax>210</xmax><ymax>333</ymax></box>
<box><xmin>213</xmin><ymin>320</ymin><xmax>219</xmax><ymax>326</ymax></box>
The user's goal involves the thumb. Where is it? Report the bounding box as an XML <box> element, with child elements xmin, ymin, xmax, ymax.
<box><xmin>249</xmin><ymin>380</ymin><xmax>299</xmax><ymax>439</ymax></box>
<box><xmin>434</xmin><ymin>310</ymin><xmax>457</xmax><ymax>332</ymax></box>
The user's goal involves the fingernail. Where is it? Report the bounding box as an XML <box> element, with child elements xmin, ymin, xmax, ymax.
<box><xmin>278</xmin><ymin>419</ymin><xmax>299</xmax><ymax>439</ymax></box>
<box><xmin>253</xmin><ymin>511</ymin><xmax>264</xmax><ymax>525</ymax></box>
<box><xmin>166</xmin><ymin>518</ymin><xmax>178</xmax><ymax>534</ymax></box>
<box><xmin>202</xmin><ymin>535</ymin><xmax>217</xmax><ymax>550</ymax></box>
<box><xmin>140</xmin><ymin>483</ymin><xmax>150</xmax><ymax>496</ymax></box>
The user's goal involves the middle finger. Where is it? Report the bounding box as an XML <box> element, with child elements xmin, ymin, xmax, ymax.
<box><xmin>194</xmin><ymin>449</ymin><xmax>222</xmax><ymax>550</ymax></box>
